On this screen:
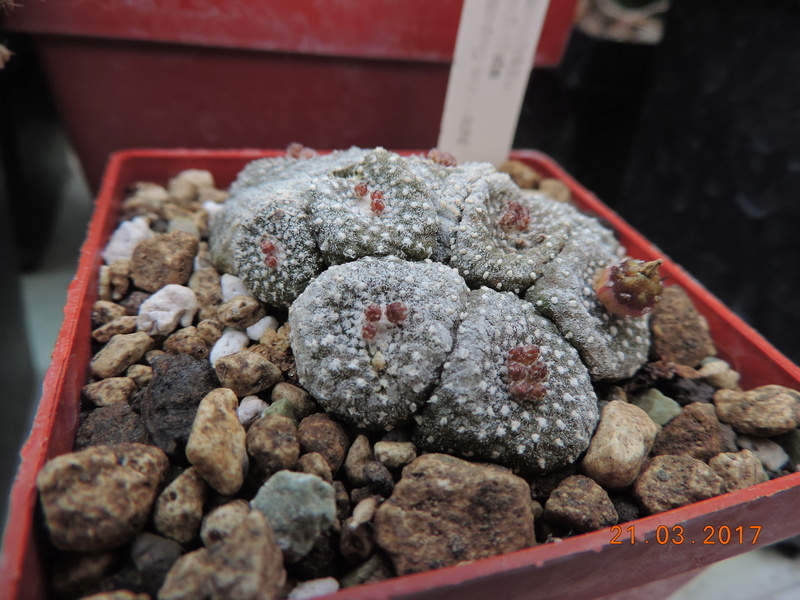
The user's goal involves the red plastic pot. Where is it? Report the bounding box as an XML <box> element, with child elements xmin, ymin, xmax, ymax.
<box><xmin>2</xmin><ymin>1</ymin><xmax>579</xmax><ymax>191</ymax></box>
<box><xmin>3</xmin><ymin>149</ymin><xmax>800</xmax><ymax>600</ymax></box>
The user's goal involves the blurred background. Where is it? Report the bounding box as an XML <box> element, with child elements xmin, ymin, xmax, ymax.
<box><xmin>2</xmin><ymin>0</ymin><xmax>800</xmax><ymax>597</ymax></box>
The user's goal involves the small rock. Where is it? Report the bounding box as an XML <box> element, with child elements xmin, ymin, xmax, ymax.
<box><xmin>374</xmin><ymin>453</ymin><xmax>534</xmax><ymax>575</ymax></box>
<box><xmin>209</xmin><ymin>328</ymin><xmax>250</xmax><ymax>366</ymax></box>
<box><xmin>168</xmin><ymin>216</ymin><xmax>201</xmax><ymax>238</ymax></box>
<box><xmin>75</xmin><ymin>403</ymin><xmax>149</xmax><ymax>449</ymax></box>
<box><xmin>651</xmin><ymin>402</ymin><xmax>726</xmax><ymax>462</ymax></box>
<box><xmin>218</xmin><ymin>295</ymin><xmax>267</xmax><ymax>329</ymax></box>
<box><xmin>136</xmin><ymin>284</ymin><xmax>198</xmax><ymax>337</ymax></box>
<box><xmin>250</xmin><ymin>323</ymin><xmax>296</xmax><ymax>382</ymax></box>
<box><xmin>709</xmin><ymin>449</ymin><xmax>769</xmax><ymax>492</ymax></box>
<box><xmin>108</xmin><ymin>259</ymin><xmax>131</xmax><ymax>301</ymax></box>
<box><xmin>737</xmin><ymin>434</ymin><xmax>790</xmax><ymax>472</ymax></box>
<box><xmin>82</xmin><ymin>377</ymin><xmax>137</xmax><ymax>407</ymax></box>
<box><xmin>140</xmin><ymin>354</ymin><xmax>220</xmax><ymax>461</ymax></box>
<box><xmin>214</xmin><ymin>350</ymin><xmax>282</xmax><ymax>397</ymax></box>
<box><xmin>220</xmin><ymin>273</ymin><xmax>253</xmax><ymax>301</ymax></box>
<box><xmin>529</xmin><ymin>464</ymin><xmax>579</xmax><ymax>501</ymax></box>
<box><xmin>340</xmin><ymin>514</ymin><xmax>376</xmax><ymax>564</ymax></box>
<box><xmin>298</xmin><ymin>413</ymin><xmax>350</xmax><ymax>475</ymax></box>
<box><xmin>581</xmin><ymin>400</ymin><xmax>659</xmax><ymax>490</ymax></box>
<box><xmin>36</xmin><ymin>444</ymin><xmax>169</xmax><ymax>551</ymax></box>
<box><xmin>121</xmin><ymin>182</ymin><xmax>170</xmax><ymax>219</ymax></box>
<box><xmin>90</xmin><ymin>332</ymin><xmax>154</xmax><ymax>380</ymax></box>
<box><xmin>126</xmin><ymin>364</ymin><xmax>153</xmax><ymax>388</ymax></box>
<box><xmin>333</xmin><ymin>481</ymin><xmax>351</xmax><ymax>524</ymax></box>
<box><xmin>543</xmin><ymin>475</ymin><xmax>618</xmax><ymax>533</ymax></box>
<box><xmin>498</xmin><ymin>159</ymin><xmax>542</xmax><ymax>188</ymax></box>
<box><xmin>649</xmin><ymin>285</ymin><xmax>716</xmax><ymax>367</ymax></box>
<box><xmin>610</xmin><ymin>494</ymin><xmax>640</xmax><ymax>524</ymax></box>
<box><xmin>343</xmin><ymin>434</ymin><xmax>374</xmax><ymax>487</ymax></box>
<box><xmin>363</xmin><ymin>461</ymin><xmax>394</xmax><ymax>498</ymax></box>
<box><xmin>661</xmin><ymin>377</ymin><xmax>716</xmax><ymax>406</ymax></box>
<box><xmin>271</xmin><ymin>382</ymin><xmax>317</xmax><ymax>421</ymax></box>
<box><xmin>633</xmin><ymin>455</ymin><xmax>725</xmax><ymax>514</ymax></box>
<box><xmin>297</xmin><ymin>452</ymin><xmax>334</xmax><ymax>483</ymax></box>
<box><xmin>120</xmin><ymin>291</ymin><xmax>152</xmax><ymax>316</ymax></box>
<box><xmin>373</xmin><ymin>441</ymin><xmax>417</xmax><ymax>471</ymax></box>
<box><xmin>201</xmin><ymin>500</ymin><xmax>251</xmax><ymax>550</ymax></box>
<box><xmin>153</xmin><ymin>467</ymin><xmax>210</xmax><ymax>544</ymax></box>
<box><xmin>697</xmin><ymin>358</ymin><xmax>741</xmax><ymax>390</ymax></box>
<box><xmin>159</xmin><ymin>510</ymin><xmax>285</xmax><ymax>600</ymax></box>
<box><xmin>93</xmin><ymin>300</ymin><xmax>127</xmax><ymax>327</ymax></box>
<box><xmin>103</xmin><ymin>216</ymin><xmax>155</xmax><ymax>265</ymax></box>
<box><xmin>538</xmin><ymin>178</ymin><xmax>571</xmax><ymax>203</ymax></box>
<box><xmin>186</xmin><ymin>388</ymin><xmax>247</xmax><ymax>495</ymax></box>
<box><xmin>238</xmin><ymin>395</ymin><xmax>268</xmax><ymax>428</ymax></box>
<box><xmin>145</xmin><ymin>349</ymin><xmax>166</xmax><ymax>364</ymax></box>
<box><xmin>340</xmin><ymin>553</ymin><xmax>393</xmax><ymax>588</ymax></box>
<box><xmin>164</xmin><ymin>326</ymin><xmax>208</xmax><ymax>360</ymax></box>
<box><xmin>246</xmin><ymin>315</ymin><xmax>280</xmax><ymax>341</ymax></box>
<box><xmin>246</xmin><ymin>414</ymin><xmax>300</xmax><ymax>486</ymax></box>
<box><xmin>130</xmin><ymin>230</ymin><xmax>198</xmax><ymax>292</ymax></box>
<box><xmin>51</xmin><ymin>550</ymin><xmax>120</xmax><ymax>600</ymax></box>
<box><xmin>196</xmin><ymin>318</ymin><xmax>224</xmax><ymax>346</ymax></box>
<box><xmin>715</xmin><ymin>385</ymin><xmax>800</xmax><ymax>436</ymax></box>
<box><xmin>129</xmin><ymin>532</ymin><xmax>184</xmax><ymax>597</ymax></box>
<box><xmin>288</xmin><ymin>577</ymin><xmax>340</xmax><ymax>599</ymax></box>
<box><xmin>93</xmin><ymin>315</ymin><xmax>138</xmax><ymax>343</ymax></box>
<box><xmin>252</xmin><ymin>470</ymin><xmax>337</xmax><ymax>562</ymax></box>
<box><xmin>189</xmin><ymin>267</ymin><xmax>223</xmax><ymax>322</ymax></box>
<box><xmin>631</xmin><ymin>388</ymin><xmax>682</xmax><ymax>426</ymax></box>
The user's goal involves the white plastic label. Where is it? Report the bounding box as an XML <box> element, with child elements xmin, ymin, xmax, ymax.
<box><xmin>438</xmin><ymin>0</ymin><xmax>551</xmax><ymax>165</ymax></box>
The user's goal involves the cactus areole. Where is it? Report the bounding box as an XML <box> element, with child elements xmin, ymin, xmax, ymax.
<box><xmin>209</xmin><ymin>147</ymin><xmax>662</xmax><ymax>473</ymax></box>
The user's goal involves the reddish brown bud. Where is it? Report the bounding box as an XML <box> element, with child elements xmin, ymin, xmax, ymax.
<box><xmin>286</xmin><ymin>142</ymin><xmax>303</xmax><ymax>158</ymax></box>
<box><xmin>385</xmin><ymin>302</ymin><xmax>408</xmax><ymax>324</ymax></box>
<box><xmin>427</xmin><ymin>148</ymin><xmax>457</xmax><ymax>166</ymax></box>
<box><xmin>594</xmin><ymin>258</ymin><xmax>664</xmax><ymax>318</ymax></box>
<box><xmin>364</xmin><ymin>303</ymin><xmax>382</xmax><ymax>322</ymax></box>
<box><xmin>355</xmin><ymin>182</ymin><xmax>369</xmax><ymax>197</ymax></box>
<box><xmin>362</xmin><ymin>323</ymin><xmax>377</xmax><ymax>340</ymax></box>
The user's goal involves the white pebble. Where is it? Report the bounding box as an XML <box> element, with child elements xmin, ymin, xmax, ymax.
<box><xmin>210</xmin><ymin>328</ymin><xmax>250</xmax><ymax>365</ymax></box>
<box><xmin>220</xmin><ymin>273</ymin><xmax>253</xmax><ymax>301</ymax></box>
<box><xmin>102</xmin><ymin>216</ymin><xmax>154</xmax><ymax>264</ymax></box>
<box><xmin>288</xmin><ymin>578</ymin><xmax>340</xmax><ymax>599</ymax></box>
<box><xmin>136</xmin><ymin>284</ymin><xmax>198</xmax><ymax>336</ymax></box>
<box><xmin>246</xmin><ymin>315</ymin><xmax>280</xmax><ymax>341</ymax></box>
<box><xmin>202</xmin><ymin>199</ymin><xmax>225</xmax><ymax>225</ymax></box>
<box><xmin>237</xmin><ymin>396</ymin><xmax>268</xmax><ymax>426</ymax></box>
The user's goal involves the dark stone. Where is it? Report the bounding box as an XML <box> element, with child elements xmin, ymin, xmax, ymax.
<box><xmin>659</xmin><ymin>377</ymin><xmax>715</xmax><ymax>406</ymax></box>
<box><xmin>610</xmin><ymin>494</ymin><xmax>640</xmax><ymax>524</ymax></box>
<box><xmin>130</xmin><ymin>532</ymin><xmax>185</xmax><ymax>596</ymax></box>
<box><xmin>140</xmin><ymin>354</ymin><xmax>220</xmax><ymax>462</ymax></box>
<box><xmin>74</xmin><ymin>403</ymin><xmax>150</xmax><ymax>450</ymax></box>
<box><xmin>120</xmin><ymin>290</ymin><xmax>152</xmax><ymax>316</ymax></box>
<box><xmin>363</xmin><ymin>461</ymin><xmax>394</xmax><ymax>498</ymax></box>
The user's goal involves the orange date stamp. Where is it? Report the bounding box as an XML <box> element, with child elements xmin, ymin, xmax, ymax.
<box><xmin>610</xmin><ymin>524</ymin><xmax>762</xmax><ymax>545</ymax></box>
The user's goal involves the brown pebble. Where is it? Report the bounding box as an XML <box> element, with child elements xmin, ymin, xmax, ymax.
<box><xmin>709</xmin><ymin>449</ymin><xmax>769</xmax><ymax>492</ymax></box>
<box><xmin>633</xmin><ymin>455</ymin><xmax>724</xmax><ymax>515</ymax></box>
<box><xmin>201</xmin><ymin>499</ymin><xmax>251</xmax><ymax>550</ymax></box>
<box><xmin>126</xmin><ymin>364</ymin><xmax>153</xmax><ymax>388</ymax></box>
<box><xmin>215</xmin><ymin>350</ymin><xmax>282</xmax><ymax>397</ymax></box>
<box><xmin>153</xmin><ymin>467</ymin><xmax>210</xmax><ymax>544</ymax></box>
<box><xmin>218</xmin><ymin>295</ymin><xmax>267</xmax><ymax>329</ymax></box>
<box><xmin>189</xmin><ymin>267</ymin><xmax>224</xmax><ymax>322</ymax></box>
<box><xmin>297</xmin><ymin>452</ymin><xmax>333</xmax><ymax>483</ymax></box>
<box><xmin>130</xmin><ymin>230</ymin><xmax>198</xmax><ymax>292</ymax></box>
<box><xmin>651</xmin><ymin>402</ymin><xmax>726</xmax><ymax>462</ymax></box>
<box><xmin>298</xmin><ymin>413</ymin><xmax>350</xmax><ymax>475</ymax></box>
<box><xmin>649</xmin><ymin>286</ymin><xmax>716</xmax><ymax>367</ymax></box>
<box><xmin>246</xmin><ymin>414</ymin><xmax>300</xmax><ymax>487</ymax></box>
<box><xmin>51</xmin><ymin>550</ymin><xmax>121</xmax><ymax>600</ymax></box>
<box><xmin>75</xmin><ymin>403</ymin><xmax>150</xmax><ymax>450</ymax></box>
<box><xmin>92</xmin><ymin>316</ymin><xmax>139</xmax><ymax>343</ymax></box>
<box><xmin>108</xmin><ymin>259</ymin><xmax>131</xmax><ymax>301</ymax></box>
<box><xmin>196</xmin><ymin>318</ymin><xmax>224</xmax><ymax>346</ymax></box>
<box><xmin>714</xmin><ymin>385</ymin><xmax>800</xmax><ymax>436</ymax></box>
<box><xmin>363</xmin><ymin>461</ymin><xmax>394</xmax><ymax>498</ymax></box>
<box><xmin>543</xmin><ymin>475</ymin><xmax>618</xmax><ymax>533</ymax></box>
<box><xmin>90</xmin><ymin>332</ymin><xmax>155</xmax><ymax>380</ymax></box>
<box><xmin>164</xmin><ymin>326</ymin><xmax>209</xmax><ymax>360</ymax></box>
<box><xmin>498</xmin><ymin>159</ymin><xmax>542</xmax><ymax>189</ymax></box>
<box><xmin>120</xmin><ymin>291</ymin><xmax>152</xmax><ymax>316</ymax></box>
<box><xmin>539</xmin><ymin>178</ymin><xmax>571</xmax><ymax>203</ymax></box>
<box><xmin>271</xmin><ymin>382</ymin><xmax>317</xmax><ymax>421</ymax></box>
<box><xmin>82</xmin><ymin>377</ymin><xmax>137</xmax><ymax>407</ymax></box>
<box><xmin>343</xmin><ymin>434</ymin><xmax>374</xmax><ymax>487</ymax></box>
<box><xmin>92</xmin><ymin>300</ymin><xmax>126</xmax><ymax>328</ymax></box>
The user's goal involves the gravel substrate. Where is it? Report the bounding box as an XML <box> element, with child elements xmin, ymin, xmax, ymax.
<box><xmin>35</xmin><ymin>152</ymin><xmax>800</xmax><ymax>600</ymax></box>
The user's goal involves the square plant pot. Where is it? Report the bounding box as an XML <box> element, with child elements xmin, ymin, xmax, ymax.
<box><xmin>2</xmin><ymin>149</ymin><xmax>800</xmax><ymax>600</ymax></box>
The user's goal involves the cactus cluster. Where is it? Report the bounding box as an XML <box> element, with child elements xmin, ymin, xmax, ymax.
<box><xmin>210</xmin><ymin>147</ymin><xmax>661</xmax><ymax>473</ymax></box>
